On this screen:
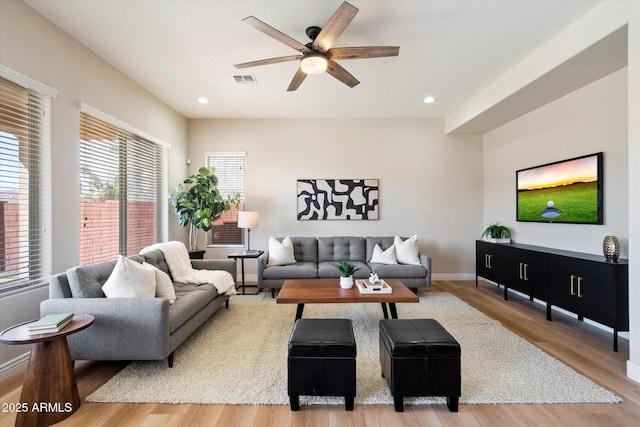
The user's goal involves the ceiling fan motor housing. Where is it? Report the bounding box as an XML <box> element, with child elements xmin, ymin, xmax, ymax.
<box><xmin>305</xmin><ymin>26</ymin><xmax>322</xmax><ymax>41</ymax></box>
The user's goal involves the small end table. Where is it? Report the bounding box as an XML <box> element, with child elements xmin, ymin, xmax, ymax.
<box><xmin>228</xmin><ymin>250</ymin><xmax>264</xmax><ymax>295</ymax></box>
<box><xmin>0</xmin><ymin>314</ymin><xmax>94</xmax><ymax>427</ymax></box>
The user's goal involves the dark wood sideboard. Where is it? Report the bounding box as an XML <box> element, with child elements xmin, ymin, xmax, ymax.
<box><xmin>476</xmin><ymin>240</ymin><xmax>629</xmax><ymax>351</ymax></box>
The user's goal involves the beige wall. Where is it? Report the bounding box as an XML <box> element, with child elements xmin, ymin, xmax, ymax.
<box><xmin>483</xmin><ymin>68</ymin><xmax>629</xmax><ymax>256</ymax></box>
<box><xmin>188</xmin><ymin>118</ymin><xmax>483</xmax><ymax>278</ymax></box>
<box><xmin>0</xmin><ymin>0</ymin><xmax>187</xmax><ymax>373</ymax></box>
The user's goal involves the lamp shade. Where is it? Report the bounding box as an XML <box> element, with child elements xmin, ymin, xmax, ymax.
<box><xmin>237</xmin><ymin>211</ymin><xmax>259</xmax><ymax>229</ymax></box>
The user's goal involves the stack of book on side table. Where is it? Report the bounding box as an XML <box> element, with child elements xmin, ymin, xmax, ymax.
<box><xmin>27</xmin><ymin>312</ymin><xmax>74</xmax><ymax>335</ymax></box>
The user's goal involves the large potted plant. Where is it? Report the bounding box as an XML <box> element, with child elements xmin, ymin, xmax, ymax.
<box><xmin>170</xmin><ymin>167</ymin><xmax>240</xmax><ymax>252</ymax></box>
<box><xmin>481</xmin><ymin>221</ymin><xmax>512</xmax><ymax>244</ymax></box>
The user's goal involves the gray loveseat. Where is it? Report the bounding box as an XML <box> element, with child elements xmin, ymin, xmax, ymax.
<box><xmin>41</xmin><ymin>249</ymin><xmax>236</xmax><ymax>367</ymax></box>
<box><xmin>257</xmin><ymin>236</ymin><xmax>431</xmax><ymax>296</ymax></box>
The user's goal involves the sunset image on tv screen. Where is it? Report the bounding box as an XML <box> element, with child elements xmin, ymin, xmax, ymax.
<box><xmin>517</xmin><ymin>154</ymin><xmax>602</xmax><ymax>224</ymax></box>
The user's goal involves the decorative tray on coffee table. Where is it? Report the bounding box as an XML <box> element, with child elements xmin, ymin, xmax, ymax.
<box><xmin>355</xmin><ymin>279</ymin><xmax>392</xmax><ymax>294</ymax></box>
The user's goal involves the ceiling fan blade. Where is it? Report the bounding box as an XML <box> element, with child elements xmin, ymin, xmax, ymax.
<box><xmin>328</xmin><ymin>46</ymin><xmax>400</xmax><ymax>60</ymax></box>
<box><xmin>287</xmin><ymin>67</ymin><xmax>308</xmax><ymax>91</ymax></box>
<box><xmin>242</xmin><ymin>16</ymin><xmax>310</xmax><ymax>53</ymax></box>
<box><xmin>234</xmin><ymin>55</ymin><xmax>302</xmax><ymax>69</ymax></box>
<box><xmin>325</xmin><ymin>60</ymin><xmax>360</xmax><ymax>88</ymax></box>
<box><xmin>312</xmin><ymin>2</ymin><xmax>358</xmax><ymax>53</ymax></box>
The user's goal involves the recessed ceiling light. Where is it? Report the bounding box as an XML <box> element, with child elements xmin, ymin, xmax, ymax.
<box><xmin>423</xmin><ymin>96</ymin><xmax>436</xmax><ymax>104</ymax></box>
<box><xmin>197</xmin><ymin>97</ymin><xmax>209</xmax><ymax>104</ymax></box>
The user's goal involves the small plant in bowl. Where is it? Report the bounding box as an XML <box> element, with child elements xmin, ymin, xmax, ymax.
<box><xmin>481</xmin><ymin>221</ymin><xmax>512</xmax><ymax>243</ymax></box>
<box><xmin>335</xmin><ymin>261</ymin><xmax>360</xmax><ymax>289</ymax></box>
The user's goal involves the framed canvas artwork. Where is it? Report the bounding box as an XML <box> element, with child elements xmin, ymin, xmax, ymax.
<box><xmin>297</xmin><ymin>179</ymin><xmax>379</xmax><ymax>220</ymax></box>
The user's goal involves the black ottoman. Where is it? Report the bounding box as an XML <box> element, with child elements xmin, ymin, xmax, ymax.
<box><xmin>379</xmin><ymin>319</ymin><xmax>461</xmax><ymax>412</ymax></box>
<box><xmin>288</xmin><ymin>318</ymin><xmax>357</xmax><ymax>411</ymax></box>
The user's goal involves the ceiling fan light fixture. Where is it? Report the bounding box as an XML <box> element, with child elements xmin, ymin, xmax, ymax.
<box><xmin>300</xmin><ymin>53</ymin><xmax>328</xmax><ymax>74</ymax></box>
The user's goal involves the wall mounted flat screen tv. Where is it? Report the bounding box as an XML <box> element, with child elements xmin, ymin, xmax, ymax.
<box><xmin>516</xmin><ymin>152</ymin><xmax>603</xmax><ymax>224</ymax></box>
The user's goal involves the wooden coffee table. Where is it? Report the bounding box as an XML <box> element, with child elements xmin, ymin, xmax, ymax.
<box><xmin>276</xmin><ymin>279</ymin><xmax>419</xmax><ymax>321</ymax></box>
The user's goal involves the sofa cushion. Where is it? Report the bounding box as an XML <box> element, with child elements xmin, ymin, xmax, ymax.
<box><xmin>102</xmin><ymin>256</ymin><xmax>156</xmax><ymax>299</ymax></box>
<box><xmin>142</xmin><ymin>249</ymin><xmax>172</xmax><ymax>278</ymax></box>
<box><xmin>168</xmin><ymin>288</ymin><xmax>213</xmax><ymax>333</ymax></box>
<box><xmin>66</xmin><ymin>255</ymin><xmax>146</xmax><ymax>298</ymax></box>
<box><xmin>366</xmin><ymin>237</ymin><xmax>395</xmax><ymax>262</ymax></box>
<box><xmin>66</xmin><ymin>259</ymin><xmax>117</xmax><ymax>298</ymax></box>
<box><xmin>370</xmin><ymin>263</ymin><xmax>426</xmax><ymax>279</ymax></box>
<box><xmin>173</xmin><ymin>282</ymin><xmax>218</xmax><ymax>299</ymax></box>
<box><xmin>370</xmin><ymin>244</ymin><xmax>398</xmax><ymax>265</ymax></box>
<box><xmin>318</xmin><ymin>261</ymin><xmax>371</xmax><ymax>279</ymax></box>
<box><xmin>394</xmin><ymin>235</ymin><xmax>421</xmax><ymax>265</ymax></box>
<box><xmin>262</xmin><ymin>262</ymin><xmax>318</xmax><ymax>280</ymax></box>
<box><xmin>318</xmin><ymin>237</ymin><xmax>365</xmax><ymax>263</ymax></box>
<box><xmin>267</xmin><ymin>236</ymin><xmax>297</xmax><ymax>266</ymax></box>
<box><xmin>288</xmin><ymin>237</ymin><xmax>318</xmax><ymax>263</ymax></box>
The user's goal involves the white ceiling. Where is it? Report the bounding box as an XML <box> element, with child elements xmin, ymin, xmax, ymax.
<box><xmin>24</xmin><ymin>0</ymin><xmax>601</xmax><ymax>120</ymax></box>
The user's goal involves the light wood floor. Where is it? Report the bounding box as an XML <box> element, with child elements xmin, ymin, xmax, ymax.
<box><xmin>2</xmin><ymin>280</ymin><xmax>639</xmax><ymax>427</ymax></box>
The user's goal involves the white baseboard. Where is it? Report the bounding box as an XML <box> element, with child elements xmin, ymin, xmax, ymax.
<box><xmin>627</xmin><ymin>360</ymin><xmax>640</xmax><ymax>384</ymax></box>
<box><xmin>0</xmin><ymin>351</ymin><xmax>29</xmax><ymax>381</ymax></box>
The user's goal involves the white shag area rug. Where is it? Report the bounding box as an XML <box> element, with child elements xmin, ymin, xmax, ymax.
<box><xmin>86</xmin><ymin>292</ymin><xmax>621</xmax><ymax>406</ymax></box>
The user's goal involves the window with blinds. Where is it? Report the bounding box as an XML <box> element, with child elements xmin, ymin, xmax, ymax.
<box><xmin>0</xmin><ymin>77</ymin><xmax>52</xmax><ymax>294</ymax></box>
<box><xmin>79</xmin><ymin>111</ymin><xmax>167</xmax><ymax>264</ymax></box>
<box><xmin>206</xmin><ymin>152</ymin><xmax>245</xmax><ymax>246</ymax></box>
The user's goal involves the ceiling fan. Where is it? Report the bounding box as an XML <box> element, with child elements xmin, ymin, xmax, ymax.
<box><xmin>234</xmin><ymin>1</ymin><xmax>400</xmax><ymax>91</ymax></box>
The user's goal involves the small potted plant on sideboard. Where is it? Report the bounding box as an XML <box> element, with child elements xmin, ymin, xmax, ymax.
<box><xmin>481</xmin><ymin>221</ymin><xmax>512</xmax><ymax>244</ymax></box>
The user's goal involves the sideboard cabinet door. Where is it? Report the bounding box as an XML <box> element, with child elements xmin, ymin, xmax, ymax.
<box><xmin>548</xmin><ymin>255</ymin><xmax>616</xmax><ymax>327</ymax></box>
<box><xmin>476</xmin><ymin>241</ymin><xmax>506</xmax><ymax>287</ymax></box>
<box><xmin>548</xmin><ymin>256</ymin><xmax>580</xmax><ymax>314</ymax></box>
<box><xmin>505</xmin><ymin>247</ymin><xmax>547</xmax><ymax>301</ymax></box>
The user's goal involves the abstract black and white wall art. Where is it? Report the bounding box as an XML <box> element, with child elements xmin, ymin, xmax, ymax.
<box><xmin>297</xmin><ymin>179</ymin><xmax>379</xmax><ymax>220</ymax></box>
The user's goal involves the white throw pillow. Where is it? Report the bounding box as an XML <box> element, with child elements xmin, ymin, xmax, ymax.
<box><xmin>370</xmin><ymin>244</ymin><xmax>398</xmax><ymax>265</ymax></box>
<box><xmin>102</xmin><ymin>256</ymin><xmax>156</xmax><ymax>298</ymax></box>
<box><xmin>393</xmin><ymin>235</ymin><xmax>421</xmax><ymax>265</ymax></box>
<box><xmin>141</xmin><ymin>262</ymin><xmax>176</xmax><ymax>304</ymax></box>
<box><xmin>267</xmin><ymin>237</ymin><xmax>297</xmax><ymax>266</ymax></box>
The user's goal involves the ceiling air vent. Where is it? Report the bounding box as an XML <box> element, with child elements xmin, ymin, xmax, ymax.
<box><xmin>231</xmin><ymin>75</ymin><xmax>257</xmax><ymax>85</ymax></box>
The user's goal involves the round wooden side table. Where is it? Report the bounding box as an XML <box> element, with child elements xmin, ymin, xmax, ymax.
<box><xmin>0</xmin><ymin>314</ymin><xmax>94</xmax><ymax>427</ymax></box>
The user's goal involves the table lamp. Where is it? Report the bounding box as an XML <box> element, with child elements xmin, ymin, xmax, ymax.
<box><xmin>237</xmin><ymin>211</ymin><xmax>259</xmax><ymax>253</ymax></box>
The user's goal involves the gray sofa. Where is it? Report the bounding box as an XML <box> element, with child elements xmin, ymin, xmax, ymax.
<box><xmin>40</xmin><ymin>249</ymin><xmax>236</xmax><ymax>367</ymax></box>
<box><xmin>257</xmin><ymin>236</ymin><xmax>431</xmax><ymax>296</ymax></box>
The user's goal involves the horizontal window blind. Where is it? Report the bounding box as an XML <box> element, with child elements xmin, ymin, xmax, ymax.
<box><xmin>0</xmin><ymin>77</ymin><xmax>52</xmax><ymax>294</ymax></box>
<box><xmin>79</xmin><ymin>112</ymin><xmax>167</xmax><ymax>264</ymax></box>
<box><xmin>206</xmin><ymin>152</ymin><xmax>245</xmax><ymax>246</ymax></box>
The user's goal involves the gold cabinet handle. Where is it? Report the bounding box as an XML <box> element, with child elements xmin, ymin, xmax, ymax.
<box><xmin>578</xmin><ymin>276</ymin><xmax>583</xmax><ymax>298</ymax></box>
<box><xmin>487</xmin><ymin>254</ymin><xmax>492</xmax><ymax>269</ymax></box>
<box><xmin>485</xmin><ymin>254</ymin><xmax>489</xmax><ymax>268</ymax></box>
<box><xmin>570</xmin><ymin>275</ymin><xmax>576</xmax><ymax>295</ymax></box>
<box><xmin>519</xmin><ymin>263</ymin><xmax>523</xmax><ymax>279</ymax></box>
<box><xmin>524</xmin><ymin>263</ymin><xmax>528</xmax><ymax>281</ymax></box>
